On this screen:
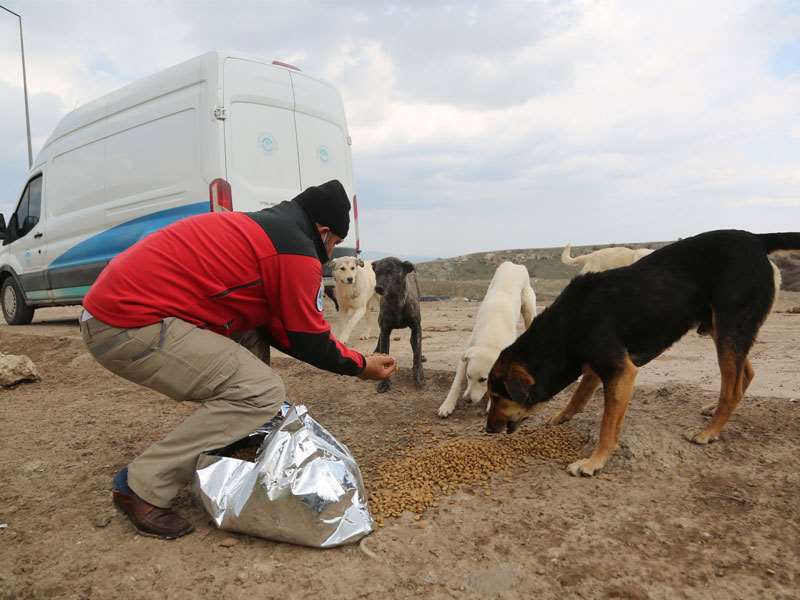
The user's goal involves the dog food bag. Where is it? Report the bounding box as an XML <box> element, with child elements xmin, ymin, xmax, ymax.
<box><xmin>193</xmin><ymin>403</ymin><xmax>373</xmax><ymax>548</ymax></box>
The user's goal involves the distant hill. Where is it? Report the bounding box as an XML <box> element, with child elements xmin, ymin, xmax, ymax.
<box><xmin>414</xmin><ymin>242</ymin><xmax>800</xmax><ymax>301</ymax></box>
<box><xmin>416</xmin><ymin>241</ymin><xmax>668</xmax><ymax>282</ymax></box>
<box><xmin>360</xmin><ymin>250</ymin><xmax>435</xmax><ymax>263</ymax></box>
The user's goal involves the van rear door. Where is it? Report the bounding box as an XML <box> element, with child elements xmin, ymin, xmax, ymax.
<box><xmin>290</xmin><ymin>72</ymin><xmax>354</xmax><ymax>201</ymax></box>
<box><xmin>223</xmin><ymin>58</ymin><xmax>300</xmax><ymax>211</ymax></box>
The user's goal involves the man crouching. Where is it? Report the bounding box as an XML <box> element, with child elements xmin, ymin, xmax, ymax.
<box><xmin>81</xmin><ymin>180</ymin><xmax>395</xmax><ymax>539</ymax></box>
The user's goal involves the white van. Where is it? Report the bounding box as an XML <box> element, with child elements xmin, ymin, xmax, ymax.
<box><xmin>0</xmin><ymin>51</ymin><xmax>360</xmax><ymax>324</ymax></box>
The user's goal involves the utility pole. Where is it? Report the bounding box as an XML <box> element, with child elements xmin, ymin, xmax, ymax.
<box><xmin>1</xmin><ymin>4</ymin><xmax>33</xmax><ymax>169</ymax></box>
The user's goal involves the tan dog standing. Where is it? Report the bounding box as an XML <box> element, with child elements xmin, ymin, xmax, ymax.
<box><xmin>561</xmin><ymin>243</ymin><xmax>653</xmax><ymax>274</ymax></box>
<box><xmin>331</xmin><ymin>256</ymin><xmax>380</xmax><ymax>343</ymax></box>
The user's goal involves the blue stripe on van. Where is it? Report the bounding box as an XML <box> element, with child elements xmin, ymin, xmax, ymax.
<box><xmin>49</xmin><ymin>201</ymin><xmax>208</xmax><ymax>269</ymax></box>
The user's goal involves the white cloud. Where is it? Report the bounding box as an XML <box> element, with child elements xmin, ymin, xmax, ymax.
<box><xmin>0</xmin><ymin>0</ymin><xmax>798</xmax><ymax>256</ymax></box>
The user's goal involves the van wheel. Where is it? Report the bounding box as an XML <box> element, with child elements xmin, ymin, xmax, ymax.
<box><xmin>1</xmin><ymin>278</ymin><xmax>35</xmax><ymax>325</ymax></box>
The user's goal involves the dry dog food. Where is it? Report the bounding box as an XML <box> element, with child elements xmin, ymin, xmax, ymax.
<box><xmin>365</xmin><ymin>426</ymin><xmax>582</xmax><ymax>524</ymax></box>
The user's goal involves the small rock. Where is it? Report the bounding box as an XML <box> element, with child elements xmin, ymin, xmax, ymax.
<box><xmin>766</xmin><ymin>568</ymin><xmax>776</xmax><ymax>576</ymax></box>
<box><xmin>0</xmin><ymin>353</ymin><xmax>40</xmax><ymax>387</ymax></box>
<box><xmin>220</xmin><ymin>537</ymin><xmax>239</xmax><ymax>547</ymax></box>
<box><xmin>21</xmin><ymin>460</ymin><xmax>45</xmax><ymax>473</ymax></box>
<box><xmin>91</xmin><ymin>514</ymin><xmax>113</xmax><ymax>528</ymax></box>
<box><xmin>393</xmin><ymin>336</ymin><xmax>401</xmax><ymax>341</ymax></box>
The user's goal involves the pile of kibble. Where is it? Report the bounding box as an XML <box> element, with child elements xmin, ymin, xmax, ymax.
<box><xmin>365</xmin><ymin>426</ymin><xmax>583</xmax><ymax>525</ymax></box>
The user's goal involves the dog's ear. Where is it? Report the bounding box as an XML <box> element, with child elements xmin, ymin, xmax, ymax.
<box><xmin>330</xmin><ymin>258</ymin><xmax>341</xmax><ymax>268</ymax></box>
<box><xmin>505</xmin><ymin>362</ymin><xmax>535</xmax><ymax>405</ymax></box>
<box><xmin>357</xmin><ymin>258</ymin><xmax>365</xmax><ymax>268</ymax></box>
<box><xmin>402</xmin><ymin>261</ymin><xmax>415</xmax><ymax>274</ymax></box>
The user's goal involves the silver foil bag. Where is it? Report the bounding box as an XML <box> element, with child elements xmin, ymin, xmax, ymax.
<box><xmin>193</xmin><ymin>403</ymin><xmax>373</xmax><ymax>548</ymax></box>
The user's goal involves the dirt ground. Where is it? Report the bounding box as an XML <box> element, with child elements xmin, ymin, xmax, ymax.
<box><xmin>1</xmin><ymin>293</ymin><xmax>799</xmax><ymax>599</ymax></box>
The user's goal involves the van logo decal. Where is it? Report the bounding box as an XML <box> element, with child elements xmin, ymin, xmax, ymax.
<box><xmin>259</xmin><ymin>134</ymin><xmax>275</xmax><ymax>154</ymax></box>
<box><xmin>318</xmin><ymin>146</ymin><xmax>330</xmax><ymax>163</ymax></box>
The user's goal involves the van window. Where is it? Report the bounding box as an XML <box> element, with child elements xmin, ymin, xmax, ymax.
<box><xmin>24</xmin><ymin>177</ymin><xmax>42</xmax><ymax>235</ymax></box>
<box><xmin>4</xmin><ymin>175</ymin><xmax>43</xmax><ymax>244</ymax></box>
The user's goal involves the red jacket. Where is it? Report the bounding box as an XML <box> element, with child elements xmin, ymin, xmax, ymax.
<box><xmin>83</xmin><ymin>201</ymin><xmax>365</xmax><ymax>376</ymax></box>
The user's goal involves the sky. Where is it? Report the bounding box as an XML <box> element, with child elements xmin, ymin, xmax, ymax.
<box><xmin>0</xmin><ymin>0</ymin><xmax>798</xmax><ymax>258</ymax></box>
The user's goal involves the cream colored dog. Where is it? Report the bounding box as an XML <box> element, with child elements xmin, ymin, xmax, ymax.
<box><xmin>561</xmin><ymin>243</ymin><xmax>654</xmax><ymax>274</ymax></box>
<box><xmin>438</xmin><ymin>262</ymin><xmax>537</xmax><ymax>418</ymax></box>
<box><xmin>331</xmin><ymin>256</ymin><xmax>380</xmax><ymax>343</ymax></box>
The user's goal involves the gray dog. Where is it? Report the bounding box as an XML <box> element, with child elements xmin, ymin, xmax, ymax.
<box><xmin>372</xmin><ymin>257</ymin><xmax>424</xmax><ymax>393</ymax></box>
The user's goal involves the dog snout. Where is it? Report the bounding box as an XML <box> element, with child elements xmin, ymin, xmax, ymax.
<box><xmin>485</xmin><ymin>419</ymin><xmax>505</xmax><ymax>434</ymax></box>
<box><xmin>346</xmin><ymin>277</ymin><xmax>354</xmax><ymax>283</ymax></box>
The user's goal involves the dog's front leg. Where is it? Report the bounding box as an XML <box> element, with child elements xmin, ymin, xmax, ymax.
<box><xmin>375</xmin><ymin>327</ymin><xmax>392</xmax><ymax>393</ymax></box>
<box><xmin>438</xmin><ymin>356</ymin><xmax>466</xmax><ymax>417</ymax></box>
<box><xmin>338</xmin><ymin>306</ymin><xmax>366</xmax><ymax>344</ymax></box>
<box><xmin>361</xmin><ymin>297</ymin><xmax>379</xmax><ymax>340</ymax></box>
<box><xmin>549</xmin><ymin>367</ymin><xmax>601</xmax><ymax>425</ymax></box>
<box><xmin>568</xmin><ymin>357</ymin><xmax>637</xmax><ymax>477</ymax></box>
<box><xmin>410</xmin><ymin>323</ymin><xmax>424</xmax><ymax>387</ymax></box>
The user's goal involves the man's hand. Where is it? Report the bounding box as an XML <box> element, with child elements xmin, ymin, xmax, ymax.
<box><xmin>358</xmin><ymin>353</ymin><xmax>397</xmax><ymax>380</ymax></box>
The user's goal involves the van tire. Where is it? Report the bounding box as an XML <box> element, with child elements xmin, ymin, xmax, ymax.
<box><xmin>1</xmin><ymin>278</ymin><xmax>35</xmax><ymax>325</ymax></box>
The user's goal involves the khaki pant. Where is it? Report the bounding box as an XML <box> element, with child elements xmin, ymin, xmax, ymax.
<box><xmin>80</xmin><ymin>316</ymin><xmax>284</xmax><ymax>508</ymax></box>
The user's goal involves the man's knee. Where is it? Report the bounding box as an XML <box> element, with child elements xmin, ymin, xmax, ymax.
<box><xmin>242</xmin><ymin>373</ymin><xmax>286</xmax><ymax>410</ymax></box>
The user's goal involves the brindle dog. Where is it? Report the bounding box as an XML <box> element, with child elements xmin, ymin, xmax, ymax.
<box><xmin>486</xmin><ymin>230</ymin><xmax>799</xmax><ymax>477</ymax></box>
<box><xmin>372</xmin><ymin>257</ymin><xmax>424</xmax><ymax>393</ymax></box>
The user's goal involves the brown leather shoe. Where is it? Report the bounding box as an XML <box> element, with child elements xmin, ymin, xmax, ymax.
<box><xmin>112</xmin><ymin>488</ymin><xmax>194</xmax><ymax>540</ymax></box>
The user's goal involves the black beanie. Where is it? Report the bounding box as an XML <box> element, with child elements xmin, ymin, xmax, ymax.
<box><xmin>293</xmin><ymin>180</ymin><xmax>351</xmax><ymax>239</ymax></box>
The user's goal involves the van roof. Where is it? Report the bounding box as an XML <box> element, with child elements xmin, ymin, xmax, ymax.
<box><xmin>38</xmin><ymin>51</ymin><xmax>335</xmax><ymax>162</ymax></box>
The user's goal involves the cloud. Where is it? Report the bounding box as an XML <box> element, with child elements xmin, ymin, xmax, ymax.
<box><xmin>0</xmin><ymin>0</ymin><xmax>798</xmax><ymax>256</ymax></box>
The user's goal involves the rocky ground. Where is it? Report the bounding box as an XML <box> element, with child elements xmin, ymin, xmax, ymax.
<box><xmin>1</xmin><ymin>292</ymin><xmax>798</xmax><ymax>599</ymax></box>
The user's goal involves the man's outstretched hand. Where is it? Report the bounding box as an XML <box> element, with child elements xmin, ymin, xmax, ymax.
<box><xmin>359</xmin><ymin>354</ymin><xmax>397</xmax><ymax>380</ymax></box>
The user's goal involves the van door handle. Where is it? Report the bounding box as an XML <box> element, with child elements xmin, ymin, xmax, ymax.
<box><xmin>34</xmin><ymin>233</ymin><xmax>43</xmax><ymax>239</ymax></box>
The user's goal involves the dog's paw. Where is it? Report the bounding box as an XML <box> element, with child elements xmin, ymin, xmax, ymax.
<box><xmin>437</xmin><ymin>403</ymin><xmax>454</xmax><ymax>418</ymax></box>
<box><xmin>548</xmin><ymin>411</ymin><xmax>570</xmax><ymax>426</ymax></box>
<box><xmin>376</xmin><ymin>380</ymin><xmax>391</xmax><ymax>394</ymax></box>
<box><xmin>685</xmin><ymin>429</ymin><xmax>719</xmax><ymax>445</ymax></box>
<box><xmin>700</xmin><ymin>402</ymin><xmax>717</xmax><ymax>417</ymax></box>
<box><xmin>567</xmin><ymin>457</ymin><xmax>604</xmax><ymax>477</ymax></box>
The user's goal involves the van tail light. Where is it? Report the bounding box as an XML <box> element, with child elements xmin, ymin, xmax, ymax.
<box><xmin>210</xmin><ymin>178</ymin><xmax>233</xmax><ymax>212</ymax></box>
<box><xmin>353</xmin><ymin>194</ymin><xmax>361</xmax><ymax>253</ymax></box>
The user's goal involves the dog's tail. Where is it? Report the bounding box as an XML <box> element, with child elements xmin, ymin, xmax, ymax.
<box><xmin>560</xmin><ymin>244</ymin><xmax>583</xmax><ymax>267</ymax></box>
<box><xmin>758</xmin><ymin>233</ymin><xmax>800</xmax><ymax>254</ymax></box>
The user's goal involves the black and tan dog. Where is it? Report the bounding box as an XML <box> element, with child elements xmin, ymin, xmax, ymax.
<box><xmin>486</xmin><ymin>230</ymin><xmax>799</xmax><ymax>477</ymax></box>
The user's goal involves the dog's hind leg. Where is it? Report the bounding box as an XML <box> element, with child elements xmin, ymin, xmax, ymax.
<box><xmin>438</xmin><ymin>356</ymin><xmax>467</xmax><ymax>417</ymax></box>
<box><xmin>701</xmin><ymin>358</ymin><xmax>753</xmax><ymax>416</ymax></box>
<box><xmin>521</xmin><ymin>286</ymin><xmax>537</xmax><ymax>329</ymax></box>
<box><xmin>549</xmin><ymin>367</ymin><xmax>601</xmax><ymax>425</ymax></box>
<box><xmin>691</xmin><ymin>343</ymin><xmax>748</xmax><ymax>444</ymax></box>
<box><xmin>568</xmin><ymin>356</ymin><xmax>637</xmax><ymax>477</ymax></box>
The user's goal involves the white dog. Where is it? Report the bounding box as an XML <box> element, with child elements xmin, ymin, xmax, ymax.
<box><xmin>330</xmin><ymin>256</ymin><xmax>380</xmax><ymax>343</ymax></box>
<box><xmin>438</xmin><ymin>262</ymin><xmax>537</xmax><ymax>418</ymax></box>
<box><xmin>561</xmin><ymin>243</ymin><xmax>653</xmax><ymax>274</ymax></box>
